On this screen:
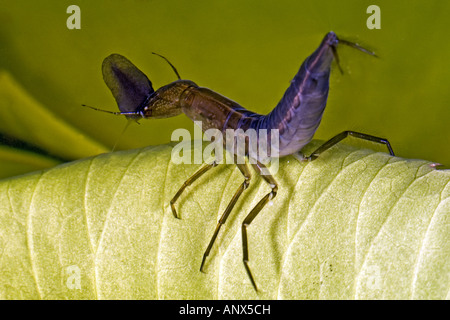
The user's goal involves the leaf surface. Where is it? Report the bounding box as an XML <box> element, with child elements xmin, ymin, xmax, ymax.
<box><xmin>0</xmin><ymin>143</ymin><xmax>449</xmax><ymax>299</ymax></box>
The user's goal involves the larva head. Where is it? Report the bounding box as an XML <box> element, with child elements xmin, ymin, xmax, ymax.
<box><xmin>142</xmin><ymin>79</ymin><xmax>197</xmax><ymax>119</ymax></box>
<box><xmin>101</xmin><ymin>53</ymin><xmax>197</xmax><ymax>120</ymax></box>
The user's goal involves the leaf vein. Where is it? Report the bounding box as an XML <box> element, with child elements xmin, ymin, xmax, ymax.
<box><xmin>355</xmin><ymin>162</ymin><xmax>424</xmax><ymax>297</ymax></box>
<box><xmin>82</xmin><ymin>157</ymin><xmax>98</xmax><ymax>299</ymax></box>
<box><xmin>352</xmin><ymin>155</ymin><xmax>391</xmax><ymax>297</ymax></box>
<box><xmin>156</xmin><ymin>148</ymin><xmax>172</xmax><ymax>299</ymax></box>
<box><xmin>278</xmin><ymin>149</ymin><xmax>354</xmax><ymax>298</ymax></box>
<box><xmin>94</xmin><ymin>149</ymin><xmax>143</xmax><ymax>298</ymax></box>
<box><xmin>411</xmin><ymin>176</ymin><xmax>450</xmax><ymax>298</ymax></box>
<box><xmin>27</xmin><ymin>172</ymin><xmax>44</xmax><ymax>299</ymax></box>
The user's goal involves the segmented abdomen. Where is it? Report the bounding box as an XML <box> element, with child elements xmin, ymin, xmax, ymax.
<box><xmin>263</xmin><ymin>61</ymin><xmax>331</xmax><ymax>156</ymax></box>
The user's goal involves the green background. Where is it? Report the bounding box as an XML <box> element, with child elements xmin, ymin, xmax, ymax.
<box><xmin>0</xmin><ymin>0</ymin><xmax>449</xmax><ymax>178</ymax></box>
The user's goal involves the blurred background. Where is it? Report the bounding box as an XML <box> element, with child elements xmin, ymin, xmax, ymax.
<box><xmin>0</xmin><ymin>0</ymin><xmax>449</xmax><ymax>179</ymax></box>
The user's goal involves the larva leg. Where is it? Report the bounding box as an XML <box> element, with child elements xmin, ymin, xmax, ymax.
<box><xmin>241</xmin><ymin>161</ymin><xmax>278</xmax><ymax>291</ymax></box>
<box><xmin>170</xmin><ymin>161</ymin><xmax>218</xmax><ymax>219</ymax></box>
<box><xmin>304</xmin><ymin>130</ymin><xmax>394</xmax><ymax>161</ymax></box>
<box><xmin>200</xmin><ymin>161</ymin><xmax>251</xmax><ymax>272</ymax></box>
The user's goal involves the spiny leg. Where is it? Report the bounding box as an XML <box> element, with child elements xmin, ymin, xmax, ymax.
<box><xmin>200</xmin><ymin>161</ymin><xmax>251</xmax><ymax>272</ymax></box>
<box><xmin>170</xmin><ymin>160</ymin><xmax>218</xmax><ymax>219</ymax></box>
<box><xmin>304</xmin><ymin>130</ymin><xmax>395</xmax><ymax>161</ymax></box>
<box><xmin>242</xmin><ymin>161</ymin><xmax>278</xmax><ymax>291</ymax></box>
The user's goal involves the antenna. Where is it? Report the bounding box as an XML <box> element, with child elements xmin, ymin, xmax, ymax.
<box><xmin>151</xmin><ymin>52</ymin><xmax>181</xmax><ymax>80</ymax></box>
<box><xmin>81</xmin><ymin>105</ymin><xmax>139</xmax><ymax>152</ymax></box>
<box><xmin>81</xmin><ymin>104</ymin><xmax>141</xmax><ymax>116</ymax></box>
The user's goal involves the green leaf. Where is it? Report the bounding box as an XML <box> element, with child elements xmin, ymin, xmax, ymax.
<box><xmin>0</xmin><ymin>145</ymin><xmax>61</xmax><ymax>180</ymax></box>
<box><xmin>0</xmin><ymin>71</ymin><xmax>108</xmax><ymax>160</ymax></box>
<box><xmin>0</xmin><ymin>142</ymin><xmax>448</xmax><ymax>299</ymax></box>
